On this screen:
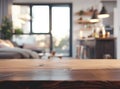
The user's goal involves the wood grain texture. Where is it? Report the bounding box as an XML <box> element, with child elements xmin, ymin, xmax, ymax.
<box><xmin>0</xmin><ymin>60</ymin><xmax>120</xmax><ymax>89</ymax></box>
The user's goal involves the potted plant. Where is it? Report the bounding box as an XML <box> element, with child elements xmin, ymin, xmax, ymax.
<box><xmin>14</xmin><ymin>28</ymin><xmax>23</xmax><ymax>35</ymax></box>
<box><xmin>0</xmin><ymin>16</ymin><xmax>13</xmax><ymax>40</ymax></box>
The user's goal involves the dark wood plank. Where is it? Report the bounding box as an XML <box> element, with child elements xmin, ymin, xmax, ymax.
<box><xmin>0</xmin><ymin>81</ymin><xmax>120</xmax><ymax>89</ymax></box>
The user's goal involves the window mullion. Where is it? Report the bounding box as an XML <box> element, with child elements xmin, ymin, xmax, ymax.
<box><xmin>49</xmin><ymin>5</ymin><xmax>53</xmax><ymax>52</ymax></box>
<box><xmin>30</xmin><ymin>5</ymin><xmax>32</xmax><ymax>34</ymax></box>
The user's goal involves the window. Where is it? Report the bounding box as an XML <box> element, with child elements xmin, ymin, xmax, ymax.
<box><xmin>12</xmin><ymin>3</ymin><xmax>72</xmax><ymax>57</ymax></box>
<box><xmin>12</xmin><ymin>5</ymin><xmax>30</xmax><ymax>33</ymax></box>
<box><xmin>32</xmin><ymin>5</ymin><xmax>50</xmax><ymax>33</ymax></box>
<box><xmin>52</xmin><ymin>6</ymin><xmax>70</xmax><ymax>56</ymax></box>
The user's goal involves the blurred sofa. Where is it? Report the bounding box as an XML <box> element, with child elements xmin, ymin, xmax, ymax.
<box><xmin>0</xmin><ymin>39</ymin><xmax>43</xmax><ymax>59</ymax></box>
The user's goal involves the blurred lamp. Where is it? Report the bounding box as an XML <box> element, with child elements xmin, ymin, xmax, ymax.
<box><xmin>98</xmin><ymin>6</ymin><xmax>110</xmax><ymax>18</ymax></box>
<box><xmin>90</xmin><ymin>10</ymin><xmax>99</xmax><ymax>23</ymax></box>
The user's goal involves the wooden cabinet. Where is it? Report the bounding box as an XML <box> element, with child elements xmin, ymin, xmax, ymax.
<box><xmin>95</xmin><ymin>38</ymin><xmax>116</xmax><ymax>59</ymax></box>
<box><xmin>78</xmin><ymin>37</ymin><xmax>116</xmax><ymax>59</ymax></box>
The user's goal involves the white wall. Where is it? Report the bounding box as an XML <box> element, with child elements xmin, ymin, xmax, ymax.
<box><xmin>114</xmin><ymin>0</ymin><xmax>120</xmax><ymax>59</ymax></box>
<box><xmin>114</xmin><ymin>8</ymin><xmax>119</xmax><ymax>58</ymax></box>
<box><xmin>102</xmin><ymin>1</ymin><xmax>116</xmax><ymax>27</ymax></box>
<box><xmin>13</xmin><ymin>0</ymin><xmax>101</xmax><ymax>57</ymax></box>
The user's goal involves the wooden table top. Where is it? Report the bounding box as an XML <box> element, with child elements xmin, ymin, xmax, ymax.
<box><xmin>0</xmin><ymin>59</ymin><xmax>120</xmax><ymax>81</ymax></box>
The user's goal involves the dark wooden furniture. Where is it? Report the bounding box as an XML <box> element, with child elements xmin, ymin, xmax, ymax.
<box><xmin>95</xmin><ymin>37</ymin><xmax>116</xmax><ymax>59</ymax></box>
<box><xmin>79</xmin><ymin>37</ymin><xmax>116</xmax><ymax>59</ymax></box>
<box><xmin>0</xmin><ymin>59</ymin><xmax>120</xmax><ymax>89</ymax></box>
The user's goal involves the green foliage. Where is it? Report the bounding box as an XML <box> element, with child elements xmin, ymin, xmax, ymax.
<box><xmin>14</xmin><ymin>28</ymin><xmax>23</xmax><ymax>34</ymax></box>
<box><xmin>53</xmin><ymin>36</ymin><xmax>69</xmax><ymax>49</ymax></box>
<box><xmin>0</xmin><ymin>17</ymin><xmax>13</xmax><ymax>39</ymax></box>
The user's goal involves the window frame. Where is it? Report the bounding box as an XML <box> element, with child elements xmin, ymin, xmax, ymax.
<box><xmin>12</xmin><ymin>3</ymin><xmax>73</xmax><ymax>57</ymax></box>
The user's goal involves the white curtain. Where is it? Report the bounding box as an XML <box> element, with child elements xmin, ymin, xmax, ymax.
<box><xmin>0</xmin><ymin>0</ymin><xmax>13</xmax><ymax>24</ymax></box>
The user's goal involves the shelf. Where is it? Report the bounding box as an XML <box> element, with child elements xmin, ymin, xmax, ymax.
<box><xmin>76</xmin><ymin>11</ymin><xmax>94</xmax><ymax>16</ymax></box>
<box><xmin>77</xmin><ymin>20</ymin><xmax>97</xmax><ymax>24</ymax></box>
